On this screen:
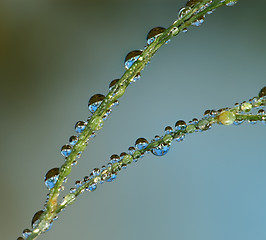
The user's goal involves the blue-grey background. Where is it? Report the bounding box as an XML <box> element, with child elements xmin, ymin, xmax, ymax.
<box><xmin>0</xmin><ymin>0</ymin><xmax>266</xmax><ymax>239</ymax></box>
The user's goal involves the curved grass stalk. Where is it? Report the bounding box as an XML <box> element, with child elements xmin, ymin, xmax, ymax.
<box><xmin>21</xmin><ymin>1</ymin><xmax>244</xmax><ymax>239</ymax></box>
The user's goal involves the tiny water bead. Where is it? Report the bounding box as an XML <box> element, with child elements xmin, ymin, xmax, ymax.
<box><xmin>259</xmin><ymin>86</ymin><xmax>266</xmax><ymax>98</ymax></box>
<box><xmin>110</xmin><ymin>154</ymin><xmax>120</xmax><ymax>164</ymax></box>
<box><xmin>175</xmin><ymin>120</ymin><xmax>187</xmax><ymax>131</ymax></box>
<box><xmin>146</xmin><ymin>27</ymin><xmax>166</xmax><ymax>45</ymax></box>
<box><xmin>106</xmin><ymin>172</ymin><xmax>117</xmax><ymax>182</ymax></box>
<box><xmin>240</xmin><ymin>102</ymin><xmax>252</xmax><ymax>112</ymax></box>
<box><xmin>191</xmin><ymin>15</ymin><xmax>205</xmax><ymax>27</ymax></box>
<box><xmin>75</xmin><ymin>180</ymin><xmax>83</xmax><ymax>188</ymax></box>
<box><xmin>258</xmin><ymin>109</ymin><xmax>265</xmax><ymax>115</ymax></box>
<box><xmin>165</xmin><ymin>126</ymin><xmax>173</xmax><ymax>135</ymax></box>
<box><xmin>32</xmin><ymin>210</ymin><xmax>44</xmax><ymax>228</ymax></box>
<box><xmin>44</xmin><ymin>168</ymin><xmax>60</xmax><ymax>189</ymax></box>
<box><xmin>22</xmin><ymin>229</ymin><xmax>32</xmax><ymax>238</ymax></box>
<box><xmin>109</xmin><ymin>79</ymin><xmax>119</xmax><ymax>90</ymax></box>
<box><xmin>92</xmin><ymin>168</ymin><xmax>101</xmax><ymax>176</ymax></box>
<box><xmin>225</xmin><ymin>0</ymin><xmax>238</xmax><ymax>7</ymax></box>
<box><xmin>233</xmin><ymin>119</ymin><xmax>244</xmax><ymax>125</ymax></box>
<box><xmin>88</xmin><ymin>94</ymin><xmax>105</xmax><ymax>113</ymax></box>
<box><xmin>128</xmin><ymin>146</ymin><xmax>136</xmax><ymax>155</ymax></box>
<box><xmin>152</xmin><ymin>143</ymin><xmax>170</xmax><ymax>156</ymax></box>
<box><xmin>75</xmin><ymin>121</ymin><xmax>87</xmax><ymax>134</ymax></box>
<box><xmin>61</xmin><ymin>144</ymin><xmax>72</xmax><ymax>157</ymax></box>
<box><xmin>90</xmin><ymin>116</ymin><xmax>104</xmax><ymax>130</ymax></box>
<box><xmin>218</xmin><ymin>111</ymin><xmax>236</xmax><ymax>125</ymax></box>
<box><xmin>69</xmin><ymin>135</ymin><xmax>79</xmax><ymax>146</ymax></box>
<box><xmin>178</xmin><ymin>6</ymin><xmax>192</xmax><ymax>19</ymax></box>
<box><xmin>135</xmin><ymin>137</ymin><xmax>149</xmax><ymax>150</ymax></box>
<box><xmin>186</xmin><ymin>124</ymin><xmax>196</xmax><ymax>133</ymax></box>
<box><xmin>87</xmin><ymin>183</ymin><xmax>97</xmax><ymax>191</ymax></box>
<box><xmin>124</xmin><ymin>50</ymin><xmax>143</xmax><ymax>69</ymax></box>
<box><xmin>197</xmin><ymin>119</ymin><xmax>211</xmax><ymax>131</ymax></box>
<box><xmin>132</xmin><ymin>72</ymin><xmax>141</xmax><ymax>82</ymax></box>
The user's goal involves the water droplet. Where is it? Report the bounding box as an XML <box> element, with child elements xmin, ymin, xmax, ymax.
<box><xmin>186</xmin><ymin>0</ymin><xmax>200</xmax><ymax>7</ymax></box>
<box><xmin>71</xmin><ymin>160</ymin><xmax>78</xmax><ymax>166</ymax></box>
<box><xmin>233</xmin><ymin>119</ymin><xmax>244</xmax><ymax>125</ymax></box>
<box><xmin>75</xmin><ymin>121</ymin><xmax>87</xmax><ymax>134</ymax></box>
<box><xmin>174</xmin><ymin>133</ymin><xmax>185</xmax><ymax>142</ymax></box>
<box><xmin>75</xmin><ymin>180</ymin><xmax>83</xmax><ymax>188</ymax></box>
<box><xmin>61</xmin><ymin>144</ymin><xmax>72</xmax><ymax>157</ymax></box>
<box><xmin>90</xmin><ymin>116</ymin><xmax>104</xmax><ymax>130</ymax></box>
<box><xmin>182</xmin><ymin>28</ymin><xmax>188</xmax><ymax>33</ymax></box>
<box><xmin>151</xmin><ymin>143</ymin><xmax>170</xmax><ymax>156</ymax></box>
<box><xmin>22</xmin><ymin>229</ymin><xmax>32</xmax><ymax>238</ymax></box>
<box><xmin>128</xmin><ymin>146</ymin><xmax>136</xmax><ymax>155</ymax></box>
<box><xmin>17</xmin><ymin>237</ymin><xmax>24</xmax><ymax>240</ymax></box>
<box><xmin>171</xmin><ymin>27</ymin><xmax>179</xmax><ymax>36</ymax></box>
<box><xmin>109</xmin><ymin>79</ymin><xmax>119</xmax><ymax>90</ymax></box>
<box><xmin>112</xmin><ymin>162</ymin><xmax>122</xmax><ymax>172</ymax></box>
<box><xmin>152</xmin><ymin>135</ymin><xmax>161</xmax><ymax>141</ymax></box>
<box><xmin>32</xmin><ymin>210</ymin><xmax>44</xmax><ymax>228</ymax></box>
<box><xmin>178</xmin><ymin>6</ymin><xmax>192</xmax><ymax>19</ymax></box>
<box><xmin>241</xmin><ymin>102</ymin><xmax>252</xmax><ymax>112</ymax></box>
<box><xmin>133</xmin><ymin>150</ymin><xmax>142</xmax><ymax>160</ymax></box>
<box><xmin>259</xmin><ymin>86</ymin><xmax>266</xmax><ymax>98</ymax></box>
<box><xmin>69</xmin><ymin>135</ymin><xmax>79</xmax><ymax>146</ymax></box>
<box><xmin>124</xmin><ymin>50</ymin><xmax>143</xmax><ymax>69</ymax></box>
<box><xmin>106</xmin><ymin>172</ymin><xmax>117</xmax><ymax>182</ymax></box>
<box><xmin>186</xmin><ymin>124</ymin><xmax>196</xmax><ymax>133</ymax></box>
<box><xmin>164</xmin><ymin>126</ymin><xmax>173</xmax><ymax>135</ymax></box>
<box><xmin>192</xmin><ymin>16</ymin><xmax>205</xmax><ymax>27</ymax></box>
<box><xmin>110</xmin><ymin>154</ymin><xmax>120</xmax><ymax>164</ymax></box>
<box><xmin>175</xmin><ymin>120</ymin><xmax>187</xmax><ymax>131</ymax></box>
<box><xmin>88</xmin><ymin>94</ymin><xmax>105</xmax><ymax>113</ymax></box>
<box><xmin>44</xmin><ymin>168</ymin><xmax>60</xmax><ymax>189</ymax></box>
<box><xmin>197</xmin><ymin>119</ymin><xmax>211</xmax><ymax>131</ymax></box>
<box><xmin>248</xmin><ymin>119</ymin><xmax>257</xmax><ymax>124</ymax></box>
<box><xmin>225</xmin><ymin>0</ymin><xmax>238</xmax><ymax>7</ymax></box>
<box><xmin>258</xmin><ymin>109</ymin><xmax>265</xmax><ymax>115</ymax></box>
<box><xmin>218</xmin><ymin>111</ymin><xmax>236</xmax><ymax>125</ymax></box>
<box><xmin>132</xmin><ymin>72</ymin><xmax>141</xmax><ymax>82</ymax></box>
<box><xmin>122</xmin><ymin>154</ymin><xmax>133</xmax><ymax>165</ymax></box>
<box><xmin>163</xmin><ymin>134</ymin><xmax>173</xmax><ymax>144</ymax></box>
<box><xmin>204</xmin><ymin>110</ymin><xmax>211</xmax><ymax>118</ymax></box>
<box><xmin>146</xmin><ymin>27</ymin><xmax>166</xmax><ymax>45</ymax></box>
<box><xmin>135</xmin><ymin>137</ymin><xmax>149</xmax><ymax>150</ymax></box>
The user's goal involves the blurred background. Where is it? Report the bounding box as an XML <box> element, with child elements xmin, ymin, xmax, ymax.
<box><xmin>0</xmin><ymin>0</ymin><xmax>266</xmax><ymax>239</ymax></box>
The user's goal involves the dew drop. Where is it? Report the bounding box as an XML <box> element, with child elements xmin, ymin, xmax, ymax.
<box><xmin>71</xmin><ymin>160</ymin><xmax>78</xmax><ymax>167</ymax></box>
<box><xmin>186</xmin><ymin>124</ymin><xmax>196</xmax><ymax>133</ymax></box>
<box><xmin>240</xmin><ymin>102</ymin><xmax>252</xmax><ymax>112</ymax></box>
<box><xmin>259</xmin><ymin>86</ymin><xmax>266</xmax><ymax>98</ymax></box>
<box><xmin>110</xmin><ymin>154</ymin><xmax>120</xmax><ymax>164</ymax></box>
<box><xmin>75</xmin><ymin>180</ymin><xmax>83</xmax><ymax>188</ymax></box>
<box><xmin>135</xmin><ymin>137</ymin><xmax>149</xmax><ymax>150</ymax></box>
<box><xmin>32</xmin><ymin>210</ymin><xmax>44</xmax><ymax>228</ymax></box>
<box><xmin>151</xmin><ymin>143</ymin><xmax>170</xmax><ymax>156</ymax></box>
<box><xmin>186</xmin><ymin>0</ymin><xmax>200</xmax><ymax>7</ymax></box>
<box><xmin>88</xmin><ymin>94</ymin><xmax>105</xmax><ymax>113</ymax></box>
<box><xmin>218</xmin><ymin>111</ymin><xmax>236</xmax><ymax>125</ymax></box>
<box><xmin>192</xmin><ymin>16</ymin><xmax>205</xmax><ymax>27</ymax></box>
<box><xmin>171</xmin><ymin>27</ymin><xmax>179</xmax><ymax>36</ymax></box>
<box><xmin>61</xmin><ymin>144</ymin><xmax>72</xmax><ymax>157</ymax></box>
<box><xmin>109</xmin><ymin>79</ymin><xmax>119</xmax><ymax>90</ymax></box>
<box><xmin>164</xmin><ymin>126</ymin><xmax>173</xmax><ymax>135</ymax></box>
<box><xmin>124</xmin><ymin>50</ymin><xmax>143</xmax><ymax>69</ymax></box>
<box><xmin>69</xmin><ymin>135</ymin><xmax>79</xmax><ymax>146</ymax></box>
<box><xmin>258</xmin><ymin>109</ymin><xmax>265</xmax><ymax>115</ymax></box>
<box><xmin>75</xmin><ymin>121</ymin><xmax>87</xmax><ymax>134</ymax></box>
<box><xmin>225</xmin><ymin>0</ymin><xmax>238</xmax><ymax>6</ymax></box>
<box><xmin>182</xmin><ymin>28</ymin><xmax>188</xmax><ymax>33</ymax></box>
<box><xmin>44</xmin><ymin>168</ymin><xmax>60</xmax><ymax>189</ymax></box>
<box><xmin>197</xmin><ymin>119</ymin><xmax>211</xmax><ymax>131</ymax></box>
<box><xmin>174</xmin><ymin>133</ymin><xmax>185</xmax><ymax>142</ymax></box>
<box><xmin>175</xmin><ymin>120</ymin><xmax>187</xmax><ymax>131</ymax></box>
<box><xmin>233</xmin><ymin>119</ymin><xmax>244</xmax><ymax>125</ymax></box>
<box><xmin>22</xmin><ymin>229</ymin><xmax>32</xmax><ymax>238</ymax></box>
<box><xmin>132</xmin><ymin>72</ymin><xmax>141</xmax><ymax>82</ymax></box>
<box><xmin>146</xmin><ymin>27</ymin><xmax>166</xmax><ymax>45</ymax></box>
<box><xmin>112</xmin><ymin>162</ymin><xmax>122</xmax><ymax>172</ymax></box>
<box><xmin>122</xmin><ymin>154</ymin><xmax>133</xmax><ymax>165</ymax></box>
<box><xmin>106</xmin><ymin>173</ymin><xmax>117</xmax><ymax>182</ymax></box>
<box><xmin>178</xmin><ymin>6</ymin><xmax>192</xmax><ymax>19</ymax></box>
<box><xmin>70</xmin><ymin>188</ymin><xmax>76</xmax><ymax>193</ymax></box>
<box><xmin>128</xmin><ymin>146</ymin><xmax>136</xmax><ymax>155</ymax></box>
<box><xmin>101</xmin><ymin>169</ymin><xmax>111</xmax><ymax>181</ymax></box>
<box><xmin>17</xmin><ymin>237</ymin><xmax>24</xmax><ymax>240</ymax></box>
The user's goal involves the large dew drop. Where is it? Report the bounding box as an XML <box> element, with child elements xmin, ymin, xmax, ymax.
<box><xmin>146</xmin><ymin>27</ymin><xmax>166</xmax><ymax>45</ymax></box>
<box><xmin>32</xmin><ymin>210</ymin><xmax>44</xmax><ymax>228</ymax></box>
<box><xmin>44</xmin><ymin>168</ymin><xmax>60</xmax><ymax>189</ymax></box>
<box><xmin>135</xmin><ymin>137</ymin><xmax>149</xmax><ymax>150</ymax></box>
<box><xmin>124</xmin><ymin>50</ymin><xmax>143</xmax><ymax>69</ymax></box>
<box><xmin>175</xmin><ymin>120</ymin><xmax>187</xmax><ymax>131</ymax></box>
<box><xmin>88</xmin><ymin>94</ymin><xmax>105</xmax><ymax>113</ymax></box>
<box><xmin>69</xmin><ymin>135</ymin><xmax>79</xmax><ymax>146</ymax></box>
<box><xmin>61</xmin><ymin>144</ymin><xmax>72</xmax><ymax>157</ymax></box>
<box><xmin>178</xmin><ymin>6</ymin><xmax>192</xmax><ymax>19</ymax></box>
<box><xmin>151</xmin><ymin>144</ymin><xmax>170</xmax><ymax>156</ymax></box>
<box><xmin>75</xmin><ymin>121</ymin><xmax>87</xmax><ymax>134</ymax></box>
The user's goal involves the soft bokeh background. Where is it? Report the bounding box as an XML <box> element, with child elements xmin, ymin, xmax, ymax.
<box><xmin>0</xmin><ymin>0</ymin><xmax>266</xmax><ymax>239</ymax></box>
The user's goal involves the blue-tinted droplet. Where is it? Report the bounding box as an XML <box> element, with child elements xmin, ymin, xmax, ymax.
<box><xmin>106</xmin><ymin>173</ymin><xmax>117</xmax><ymax>182</ymax></box>
<box><xmin>61</xmin><ymin>144</ymin><xmax>72</xmax><ymax>157</ymax></box>
<box><xmin>135</xmin><ymin>137</ymin><xmax>149</xmax><ymax>150</ymax></box>
<box><xmin>151</xmin><ymin>144</ymin><xmax>170</xmax><ymax>156</ymax></box>
<box><xmin>69</xmin><ymin>135</ymin><xmax>79</xmax><ymax>146</ymax></box>
<box><xmin>22</xmin><ymin>229</ymin><xmax>32</xmax><ymax>239</ymax></box>
<box><xmin>175</xmin><ymin>120</ymin><xmax>187</xmax><ymax>131</ymax></box>
<box><xmin>87</xmin><ymin>183</ymin><xmax>97</xmax><ymax>192</ymax></box>
<box><xmin>146</xmin><ymin>27</ymin><xmax>166</xmax><ymax>45</ymax></box>
<box><xmin>44</xmin><ymin>168</ymin><xmax>60</xmax><ymax>189</ymax></box>
<box><xmin>88</xmin><ymin>94</ymin><xmax>105</xmax><ymax>113</ymax></box>
<box><xmin>110</xmin><ymin>154</ymin><xmax>120</xmax><ymax>164</ymax></box>
<box><xmin>32</xmin><ymin>210</ymin><xmax>44</xmax><ymax>228</ymax></box>
<box><xmin>75</xmin><ymin>121</ymin><xmax>87</xmax><ymax>134</ymax></box>
<box><xmin>124</xmin><ymin>50</ymin><xmax>143</xmax><ymax>69</ymax></box>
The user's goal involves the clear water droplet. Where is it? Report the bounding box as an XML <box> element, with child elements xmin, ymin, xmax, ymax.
<box><xmin>124</xmin><ymin>50</ymin><xmax>143</xmax><ymax>69</ymax></box>
<box><xmin>110</xmin><ymin>154</ymin><xmax>120</xmax><ymax>164</ymax></box>
<box><xmin>112</xmin><ymin>100</ymin><xmax>119</xmax><ymax>107</ymax></box>
<box><xmin>128</xmin><ymin>146</ymin><xmax>136</xmax><ymax>155</ymax></box>
<box><xmin>109</xmin><ymin>79</ymin><xmax>119</xmax><ymax>90</ymax></box>
<box><xmin>182</xmin><ymin>28</ymin><xmax>188</xmax><ymax>33</ymax></box>
<box><xmin>75</xmin><ymin>121</ymin><xmax>87</xmax><ymax>134</ymax></box>
<box><xmin>152</xmin><ymin>135</ymin><xmax>161</xmax><ymax>142</ymax></box>
<box><xmin>70</xmin><ymin>188</ymin><xmax>76</xmax><ymax>193</ymax></box>
<box><xmin>226</xmin><ymin>0</ymin><xmax>238</xmax><ymax>7</ymax></box>
<box><xmin>17</xmin><ymin>237</ymin><xmax>24</xmax><ymax>240</ymax></box>
<box><xmin>197</xmin><ymin>119</ymin><xmax>211</xmax><ymax>131</ymax></box>
<box><xmin>258</xmin><ymin>109</ymin><xmax>265</xmax><ymax>115</ymax></box>
<box><xmin>151</xmin><ymin>143</ymin><xmax>170</xmax><ymax>156</ymax></box>
<box><xmin>22</xmin><ymin>229</ymin><xmax>32</xmax><ymax>238</ymax></box>
<box><xmin>44</xmin><ymin>168</ymin><xmax>60</xmax><ymax>189</ymax></box>
<box><xmin>135</xmin><ymin>137</ymin><xmax>149</xmax><ymax>150</ymax></box>
<box><xmin>132</xmin><ymin>72</ymin><xmax>141</xmax><ymax>82</ymax></box>
<box><xmin>175</xmin><ymin>120</ymin><xmax>187</xmax><ymax>131</ymax></box>
<box><xmin>174</xmin><ymin>133</ymin><xmax>185</xmax><ymax>142</ymax></box>
<box><xmin>192</xmin><ymin>16</ymin><xmax>205</xmax><ymax>27</ymax></box>
<box><xmin>88</xmin><ymin>94</ymin><xmax>105</xmax><ymax>113</ymax></box>
<box><xmin>61</xmin><ymin>144</ymin><xmax>72</xmax><ymax>157</ymax></box>
<box><xmin>218</xmin><ymin>111</ymin><xmax>236</xmax><ymax>125</ymax></box>
<box><xmin>32</xmin><ymin>210</ymin><xmax>44</xmax><ymax>228</ymax></box>
<box><xmin>69</xmin><ymin>135</ymin><xmax>79</xmax><ymax>146</ymax></box>
<box><xmin>146</xmin><ymin>27</ymin><xmax>166</xmax><ymax>45</ymax></box>
<box><xmin>241</xmin><ymin>102</ymin><xmax>252</xmax><ymax>112</ymax></box>
<box><xmin>122</xmin><ymin>154</ymin><xmax>133</xmax><ymax>165</ymax></box>
<box><xmin>178</xmin><ymin>6</ymin><xmax>192</xmax><ymax>19</ymax></box>
<box><xmin>75</xmin><ymin>180</ymin><xmax>83</xmax><ymax>188</ymax></box>
<box><xmin>259</xmin><ymin>86</ymin><xmax>266</xmax><ymax>98</ymax></box>
<box><xmin>71</xmin><ymin>160</ymin><xmax>78</xmax><ymax>166</ymax></box>
<box><xmin>164</xmin><ymin>126</ymin><xmax>173</xmax><ymax>135</ymax></box>
<box><xmin>87</xmin><ymin>183</ymin><xmax>97</xmax><ymax>191</ymax></box>
<box><xmin>171</xmin><ymin>27</ymin><xmax>179</xmax><ymax>36</ymax></box>
<box><xmin>106</xmin><ymin>173</ymin><xmax>117</xmax><ymax>182</ymax></box>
